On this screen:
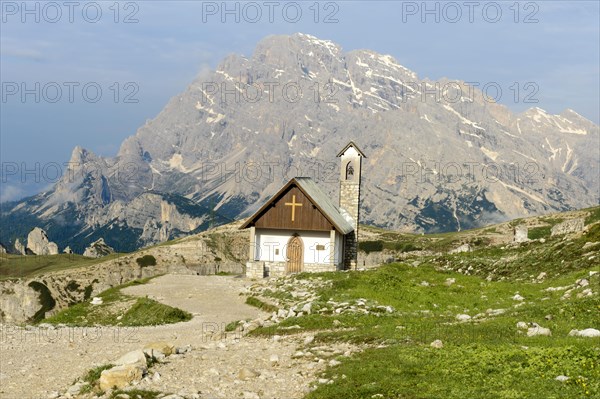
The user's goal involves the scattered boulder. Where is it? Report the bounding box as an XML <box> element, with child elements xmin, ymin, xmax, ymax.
<box><xmin>582</xmin><ymin>241</ymin><xmax>600</xmax><ymax>250</ymax></box>
<box><xmin>66</xmin><ymin>382</ymin><xmax>86</xmax><ymax>396</ymax></box>
<box><xmin>99</xmin><ymin>364</ymin><xmax>146</xmax><ymax>390</ymax></box>
<box><xmin>269</xmin><ymin>354</ymin><xmax>279</xmax><ymax>365</ymax></box>
<box><xmin>449</xmin><ymin>243</ymin><xmax>471</xmax><ymax>254</ymax></box>
<box><xmin>90</xmin><ymin>297</ymin><xmax>103</xmax><ymax>305</ymax></box>
<box><xmin>63</xmin><ymin>246</ymin><xmax>73</xmax><ymax>254</ymax></box>
<box><xmin>516</xmin><ymin>321</ymin><xmax>528</xmax><ymax>330</ymax></box>
<box><xmin>14</xmin><ymin>238</ymin><xmax>27</xmax><ymax>255</ymax></box>
<box><xmin>536</xmin><ymin>272</ymin><xmax>547</xmax><ymax>281</ymax></box>
<box><xmin>576</xmin><ymin>278</ymin><xmax>589</xmax><ymax>287</ymax></box>
<box><xmin>0</xmin><ymin>243</ymin><xmax>6</xmax><ymax>254</ymax></box>
<box><xmin>238</xmin><ymin>367</ymin><xmax>259</xmax><ymax>380</ymax></box>
<box><xmin>143</xmin><ymin>341</ymin><xmax>175</xmax><ymax>356</ymax></box>
<box><xmin>512</xmin><ymin>294</ymin><xmax>525</xmax><ymax>301</ymax></box>
<box><xmin>114</xmin><ymin>350</ymin><xmax>147</xmax><ymax>367</ymax></box>
<box><xmin>83</xmin><ymin>238</ymin><xmax>115</xmax><ymax>258</ymax></box>
<box><xmin>444</xmin><ymin>278</ymin><xmax>456</xmax><ymax>286</ymax></box>
<box><xmin>576</xmin><ymin>289</ymin><xmax>593</xmax><ymax>298</ymax></box>
<box><xmin>27</xmin><ymin>227</ymin><xmax>59</xmax><ymax>255</ymax></box>
<box><xmin>514</xmin><ymin>225</ymin><xmax>529</xmax><ymax>243</ymax></box>
<box><xmin>555</xmin><ymin>375</ymin><xmax>570</xmax><ymax>382</ymax></box>
<box><xmin>568</xmin><ymin>328</ymin><xmax>600</xmax><ymax>338</ymax></box>
<box><xmin>526</xmin><ymin>323</ymin><xmax>552</xmax><ymax>337</ymax></box>
<box><xmin>456</xmin><ymin>314</ymin><xmax>472</xmax><ymax>322</ymax></box>
<box><xmin>430</xmin><ymin>339</ymin><xmax>444</xmax><ymax>349</ymax></box>
<box><xmin>551</xmin><ymin>218</ymin><xmax>584</xmax><ymax>236</ymax></box>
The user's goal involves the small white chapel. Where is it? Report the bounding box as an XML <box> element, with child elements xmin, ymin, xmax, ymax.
<box><xmin>241</xmin><ymin>142</ymin><xmax>366</xmax><ymax>278</ymax></box>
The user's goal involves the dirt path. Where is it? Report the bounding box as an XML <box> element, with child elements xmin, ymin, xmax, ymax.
<box><xmin>0</xmin><ymin>275</ymin><xmax>354</xmax><ymax>399</ymax></box>
<box><xmin>0</xmin><ymin>275</ymin><xmax>261</xmax><ymax>398</ymax></box>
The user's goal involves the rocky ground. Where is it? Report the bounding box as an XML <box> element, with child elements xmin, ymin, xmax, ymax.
<box><xmin>0</xmin><ymin>275</ymin><xmax>360</xmax><ymax>399</ymax></box>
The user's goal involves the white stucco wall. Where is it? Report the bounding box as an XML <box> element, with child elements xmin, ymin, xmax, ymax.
<box><xmin>254</xmin><ymin>229</ymin><xmax>343</xmax><ymax>265</ymax></box>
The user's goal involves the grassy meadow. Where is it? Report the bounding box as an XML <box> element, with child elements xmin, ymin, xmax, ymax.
<box><xmin>248</xmin><ymin>208</ymin><xmax>600</xmax><ymax>398</ymax></box>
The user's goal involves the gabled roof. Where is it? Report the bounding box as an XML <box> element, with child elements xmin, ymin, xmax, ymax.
<box><xmin>240</xmin><ymin>177</ymin><xmax>354</xmax><ymax>235</ymax></box>
<box><xmin>336</xmin><ymin>141</ymin><xmax>367</xmax><ymax>158</ymax></box>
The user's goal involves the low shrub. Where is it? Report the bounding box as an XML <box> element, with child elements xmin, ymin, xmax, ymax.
<box><xmin>136</xmin><ymin>255</ymin><xmax>157</xmax><ymax>267</ymax></box>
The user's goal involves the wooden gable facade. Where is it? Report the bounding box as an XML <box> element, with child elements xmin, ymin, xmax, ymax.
<box><xmin>241</xmin><ymin>178</ymin><xmax>353</xmax><ymax>234</ymax></box>
<box><xmin>250</xmin><ymin>185</ymin><xmax>334</xmax><ymax>231</ymax></box>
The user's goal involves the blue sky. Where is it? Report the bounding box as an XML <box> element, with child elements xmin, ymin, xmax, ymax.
<box><xmin>1</xmin><ymin>1</ymin><xmax>599</xmax><ymax>201</ymax></box>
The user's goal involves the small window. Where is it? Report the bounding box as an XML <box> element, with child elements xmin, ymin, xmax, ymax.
<box><xmin>275</xmin><ymin>249</ymin><xmax>279</xmax><ymax>255</ymax></box>
<box><xmin>345</xmin><ymin>161</ymin><xmax>354</xmax><ymax>180</ymax></box>
<box><xmin>316</xmin><ymin>245</ymin><xmax>325</xmax><ymax>251</ymax></box>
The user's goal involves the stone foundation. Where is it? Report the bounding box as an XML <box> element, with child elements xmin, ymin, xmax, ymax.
<box><xmin>245</xmin><ymin>261</ymin><xmax>342</xmax><ymax>278</ymax></box>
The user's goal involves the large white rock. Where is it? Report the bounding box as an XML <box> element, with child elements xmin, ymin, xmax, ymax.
<box><xmin>83</xmin><ymin>238</ymin><xmax>115</xmax><ymax>258</ymax></box>
<box><xmin>568</xmin><ymin>328</ymin><xmax>600</xmax><ymax>338</ymax></box>
<box><xmin>527</xmin><ymin>324</ymin><xmax>552</xmax><ymax>337</ymax></box>
<box><xmin>99</xmin><ymin>364</ymin><xmax>146</xmax><ymax>390</ymax></box>
<box><xmin>14</xmin><ymin>238</ymin><xmax>27</xmax><ymax>255</ymax></box>
<box><xmin>90</xmin><ymin>297</ymin><xmax>103</xmax><ymax>305</ymax></box>
<box><xmin>27</xmin><ymin>227</ymin><xmax>59</xmax><ymax>255</ymax></box>
<box><xmin>430</xmin><ymin>339</ymin><xmax>444</xmax><ymax>349</ymax></box>
<box><xmin>114</xmin><ymin>350</ymin><xmax>148</xmax><ymax>367</ymax></box>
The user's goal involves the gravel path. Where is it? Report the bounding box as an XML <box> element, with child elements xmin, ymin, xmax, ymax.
<box><xmin>0</xmin><ymin>275</ymin><xmax>355</xmax><ymax>399</ymax></box>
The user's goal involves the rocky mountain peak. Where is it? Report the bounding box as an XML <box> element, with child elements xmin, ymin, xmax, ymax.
<box><xmin>1</xmin><ymin>33</ymin><xmax>598</xmax><ymax>252</ymax></box>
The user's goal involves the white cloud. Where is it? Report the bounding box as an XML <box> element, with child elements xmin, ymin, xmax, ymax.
<box><xmin>0</xmin><ymin>184</ymin><xmax>25</xmax><ymax>203</ymax></box>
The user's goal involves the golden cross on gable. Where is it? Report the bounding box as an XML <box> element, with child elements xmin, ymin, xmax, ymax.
<box><xmin>284</xmin><ymin>194</ymin><xmax>303</xmax><ymax>222</ymax></box>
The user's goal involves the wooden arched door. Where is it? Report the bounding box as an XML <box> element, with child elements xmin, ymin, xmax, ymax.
<box><xmin>286</xmin><ymin>235</ymin><xmax>303</xmax><ymax>274</ymax></box>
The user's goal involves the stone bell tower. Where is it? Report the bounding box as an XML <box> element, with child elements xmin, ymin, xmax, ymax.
<box><xmin>337</xmin><ymin>141</ymin><xmax>366</xmax><ymax>270</ymax></box>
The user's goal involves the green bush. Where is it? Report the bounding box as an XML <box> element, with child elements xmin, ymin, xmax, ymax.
<box><xmin>394</xmin><ymin>242</ymin><xmax>421</xmax><ymax>252</ymax></box>
<box><xmin>359</xmin><ymin>240</ymin><xmax>384</xmax><ymax>254</ymax></box>
<box><xmin>528</xmin><ymin>226</ymin><xmax>551</xmax><ymax>240</ymax></box>
<box><xmin>136</xmin><ymin>255</ymin><xmax>157</xmax><ymax>267</ymax></box>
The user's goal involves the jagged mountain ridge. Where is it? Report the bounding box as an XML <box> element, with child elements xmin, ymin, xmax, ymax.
<box><xmin>1</xmin><ymin>33</ymin><xmax>598</xmax><ymax>252</ymax></box>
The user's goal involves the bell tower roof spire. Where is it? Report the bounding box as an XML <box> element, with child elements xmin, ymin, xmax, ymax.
<box><xmin>336</xmin><ymin>141</ymin><xmax>367</xmax><ymax>158</ymax></box>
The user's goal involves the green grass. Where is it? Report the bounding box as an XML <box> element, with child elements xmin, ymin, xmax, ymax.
<box><xmin>528</xmin><ymin>226</ymin><xmax>552</xmax><ymax>240</ymax></box>
<box><xmin>0</xmin><ymin>253</ymin><xmax>125</xmax><ymax>280</ymax></box>
<box><xmin>307</xmin><ymin>345</ymin><xmax>599</xmax><ymax>399</ymax></box>
<box><xmin>245</xmin><ymin>296</ymin><xmax>278</xmax><ymax>313</ymax></box>
<box><xmin>119</xmin><ymin>297</ymin><xmax>192</xmax><ymax>326</ymax></box>
<box><xmin>249</xmin><ymin>256</ymin><xmax>599</xmax><ymax>398</ymax></box>
<box><xmin>585</xmin><ymin>206</ymin><xmax>600</xmax><ymax>225</ymax></box>
<box><xmin>82</xmin><ymin>364</ymin><xmax>114</xmax><ymax>384</ymax></box>
<box><xmin>43</xmin><ymin>277</ymin><xmax>192</xmax><ymax>326</ymax></box>
<box><xmin>225</xmin><ymin>320</ymin><xmax>241</xmax><ymax>332</ymax></box>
